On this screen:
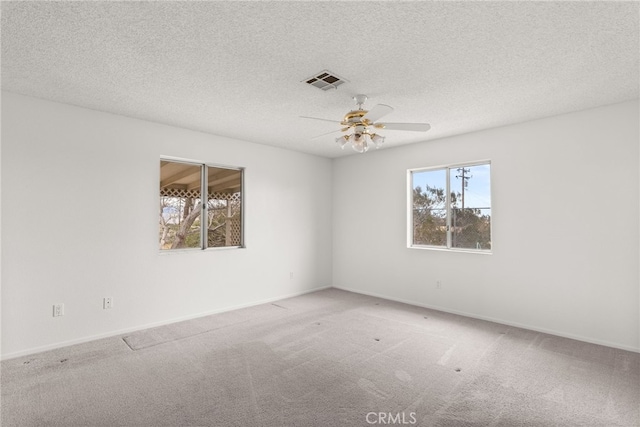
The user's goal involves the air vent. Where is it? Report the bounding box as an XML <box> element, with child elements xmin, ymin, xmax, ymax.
<box><xmin>303</xmin><ymin>70</ymin><xmax>348</xmax><ymax>91</ymax></box>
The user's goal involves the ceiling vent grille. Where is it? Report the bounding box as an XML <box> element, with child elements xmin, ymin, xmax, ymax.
<box><xmin>303</xmin><ymin>70</ymin><xmax>348</xmax><ymax>91</ymax></box>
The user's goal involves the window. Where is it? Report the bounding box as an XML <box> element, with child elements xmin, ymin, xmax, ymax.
<box><xmin>159</xmin><ymin>159</ymin><xmax>243</xmax><ymax>251</ymax></box>
<box><xmin>409</xmin><ymin>162</ymin><xmax>491</xmax><ymax>251</ymax></box>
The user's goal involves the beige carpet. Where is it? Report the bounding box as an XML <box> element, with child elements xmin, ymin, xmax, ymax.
<box><xmin>2</xmin><ymin>288</ymin><xmax>639</xmax><ymax>426</ymax></box>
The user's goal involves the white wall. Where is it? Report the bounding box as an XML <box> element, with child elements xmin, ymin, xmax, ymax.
<box><xmin>2</xmin><ymin>94</ymin><xmax>638</xmax><ymax>358</ymax></box>
<box><xmin>1</xmin><ymin>92</ymin><xmax>333</xmax><ymax>358</ymax></box>
<box><xmin>333</xmin><ymin>100</ymin><xmax>640</xmax><ymax>352</ymax></box>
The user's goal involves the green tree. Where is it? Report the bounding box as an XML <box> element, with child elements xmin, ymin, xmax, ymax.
<box><xmin>450</xmin><ymin>190</ymin><xmax>491</xmax><ymax>249</ymax></box>
<box><xmin>412</xmin><ymin>185</ymin><xmax>447</xmax><ymax>245</ymax></box>
<box><xmin>451</xmin><ymin>206</ymin><xmax>491</xmax><ymax>249</ymax></box>
<box><xmin>413</xmin><ymin>186</ymin><xmax>491</xmax><ymax>249</ymax></box>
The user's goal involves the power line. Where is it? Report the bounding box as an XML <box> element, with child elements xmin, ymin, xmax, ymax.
<box><xmin>455</xmin><ymin>168</ymin><xmax>472</xmax><ymax>210</ymax></box>
<box><xmin>462</xmin><ymin>188</ymin><xmax>491</xmax><ymax>206</ymax></box>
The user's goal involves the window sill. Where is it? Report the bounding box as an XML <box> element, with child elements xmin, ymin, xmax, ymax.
<box><xmin>408</xmin><ymin>245</ymin><xmax>492</xmax><ymax>255</ymax></box>
<box><xmin>159</xmin><ymin>246</ymin><xmax>245</xmax><ymax>255</ymax></box>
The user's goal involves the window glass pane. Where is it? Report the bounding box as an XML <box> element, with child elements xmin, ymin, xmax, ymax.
<box><xmin>159</xmin><ymin>161</ymin><xmax>202</xmax><ymax>250</ymax></box>
<box><xmin>449</xmin><ymin>164</ymin><xmax>491</xmax><ymax>250</ymax></box>
<box><xmin>412</xmin><ymin>169</ymin><xmax>447</xmax><ymax>246</ymax></box>
<box><xmin>206</xmin><ymin>167</ymin><xmax>243</xmax><ymax>248</ymax></box>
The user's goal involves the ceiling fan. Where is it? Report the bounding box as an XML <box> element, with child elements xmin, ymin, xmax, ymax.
<box><xmin>301</xmin><ymin>94</ymin><xmax>431</xmax><ymax>153</ymax></box>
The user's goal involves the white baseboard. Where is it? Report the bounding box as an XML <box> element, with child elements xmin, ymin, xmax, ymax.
<box><xmin>1</xmin><ymin>285</ymin><xmax>332</xmax><ymax>361</ymax></box>
<box><xmin>332</xmin><ymin>285</ymin><xmax>640</xmax><ymax>354</ymax></box>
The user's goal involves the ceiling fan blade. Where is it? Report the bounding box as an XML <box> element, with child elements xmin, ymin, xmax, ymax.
<box><xmin>300</xmin><ymin>116</ymin><xmax>341</xmax><ymax>124</ymax></box>
<box><xmin>377</xmin><ymin>122</ymin><xmax>431</xmax><ymax>132</ymax></box>
<box><xmin>362</xmin><ymin>104</ymin><xmax>394</xmax><ymax>122</ymax></box>
<box><xmin>311</xmin><ymin>129</ymin><xmax>343</xmax><ymax>139</ymax></box>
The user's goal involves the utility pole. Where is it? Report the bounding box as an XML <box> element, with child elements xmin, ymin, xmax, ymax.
<box><xmin>456</xmin><ymin>168</ymin><xmax>472</xmax><ymax>210</ymax></box>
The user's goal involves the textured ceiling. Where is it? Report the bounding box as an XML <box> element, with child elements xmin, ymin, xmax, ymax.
<box><xmin>2</xmin><ymin>1</ymin><xmax>639</xmax><ymax>158</ymax></box>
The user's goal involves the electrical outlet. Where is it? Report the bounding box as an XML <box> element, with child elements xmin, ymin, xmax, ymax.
<box><xmin>436</xmin><ymin>281</ymin><xmax>442</xmax><ymax>289</ymax></box>
<box><xmin>289</xmin><ymin>272</ymin><xmax>293</xmax><ymax>280</ymax></box>
<box><xmin>53</xmin><ymin>304</ymin><xmax>64</xmax><ymax>317</ymax></box>
<box><xmin>103</xmin><ymin>297</ymin><xmax>113</xmax><ymax>309</ymax></box>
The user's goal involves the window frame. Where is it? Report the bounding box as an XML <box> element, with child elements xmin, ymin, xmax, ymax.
<box><xmin>407</xmin><ymin>160</ymin><xmax>492</xmax><ymax>254</ymax></box>
<box><xmin>159</xmin><ymin>156</ymin><xmax>245</xmax><ymax>252</ymax></box>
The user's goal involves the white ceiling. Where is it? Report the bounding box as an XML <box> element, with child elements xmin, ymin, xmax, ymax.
<box><xmin>2</xmin><ymin>1</ymin><xmax>638</xmax><ymax>158</ymax></box>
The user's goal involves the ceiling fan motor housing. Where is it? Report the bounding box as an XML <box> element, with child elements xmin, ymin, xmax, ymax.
<box><xmin>342</xmin><ymin>110</ymin><xmax>368</xmax><ymax>128</ymax></box>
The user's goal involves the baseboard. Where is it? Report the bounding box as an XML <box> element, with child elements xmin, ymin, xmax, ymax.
<box><xmin>1</xmin><ymin>285</ymin><xmax>332</xmax><ymax>361</ymax></box>
<box><xmin>332</xmin><ymin>285</ymin><xmax>640</xmax><ymax>354</ymax></box>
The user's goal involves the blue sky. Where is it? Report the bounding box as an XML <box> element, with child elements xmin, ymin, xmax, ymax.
<box><xmin>412</xmin><ymin>164</ymin><xmax>491</xmax><ymax>210</ymax></box>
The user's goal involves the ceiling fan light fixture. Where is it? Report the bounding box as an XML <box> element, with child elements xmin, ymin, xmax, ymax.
<box><xmin>334</xmin><ymin>130</ymin><xmax>378</xmax><ymax>153</ymax></box>
<box><xmin>371</xmin><ymin>133</ymin><xmax>385</xmax><ymax>148</ymax></box>
<box><xmin>350</xmin><ymin>133</ymin><xmax>369</xmax><ymax>153</ymax></box>
<box><xmin>352</xmin><ymin>141</ymin><xmax>367</xmax><ymax>153</ymax></box>
<box><xmin>335</xmin><ymin>135</ymin><xmax>349</xmax><ymax>149</ymax></box>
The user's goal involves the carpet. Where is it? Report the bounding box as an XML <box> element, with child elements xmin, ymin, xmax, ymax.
<box><xmin>2</xmin><ymin>288</ymin><xmax>638</xmax><ymax>426</ymax></box>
